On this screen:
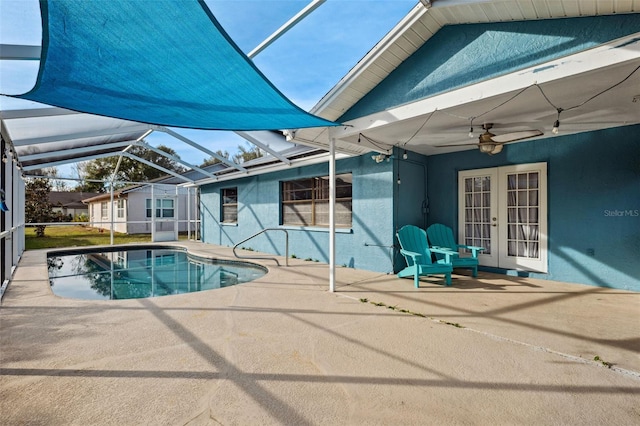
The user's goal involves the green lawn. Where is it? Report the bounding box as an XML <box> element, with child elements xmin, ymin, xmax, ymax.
<box><xmin>25</xmin><ymin>225</ymin><xmax>179</xmax><ymax>250</ymax></box>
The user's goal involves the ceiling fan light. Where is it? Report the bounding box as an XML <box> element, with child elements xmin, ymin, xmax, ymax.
<box><xmin>479</xmin><ymin>143</ymin><xmax>495</xmax><ymax>154</ymax></box>
<box><xmin>490</xmin><ymin>144</ymin><xmax>503</xmax><ymax>155</ymax></box>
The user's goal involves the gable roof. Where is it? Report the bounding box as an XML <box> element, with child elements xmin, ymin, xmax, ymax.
<box><xmin>293</xmin><ymin>0</ymin><xmax>640</xmax><ymax>156</ymax></box>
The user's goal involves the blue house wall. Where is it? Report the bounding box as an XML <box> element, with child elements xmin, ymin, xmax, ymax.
<box><xmin>200</xmin><ymin>155</ymin><xmax>399</xmax><ymax>273</ymax></box>
<box><xmin>424</xmin><ymin>125</ymin><xmax>640</xmax><ymax>291</ymax></box>
<box><xmin>341</xmin><ymin>15</ymin><xmax>640</xmax><ymax>121</ymax></box>
<box><xmin>199</xmin><ymin>15</ymin><xmax>640</xmax><ymax>290</ymax></box>
<box><xmin>337</xmin><ymin>15</ymin><xmax>640</xmax><ymax>290</ymax></box>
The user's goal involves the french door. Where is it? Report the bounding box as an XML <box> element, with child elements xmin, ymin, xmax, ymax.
<box><xmin>458</xmin><ymin>163</ymin><xmax>547</xmax><ymax>272</ymax></box>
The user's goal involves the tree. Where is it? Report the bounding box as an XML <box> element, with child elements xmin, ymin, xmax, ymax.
<box><xmin>71</xmin><ymin>162</ymin><xmax>103</xmax><ymax>193</ymax></box>
<box><xmin>232</xmin><ymin>142</ymin><xmax>263</xmax><ymax>164</ymax></box>
<box><xmin>24</xmin><ymin>167</ymin><xmax>68</xmax><ymax>191</ymax></box>
<box><xmin>74</xmin><ymin>145</ymin><xmax>186</xmax><ymax>191</ymax></box>
<box><xmin>42</xmin><ymin>167</ymin><xmax>68</xmax><ymax>191</ymax></box>
<box><xmin>25</xmin><ymin>177</ymin><xmax>54</xmax><ymax>237</ymax></box>
<box><xmin>200</xmin><ymin>150</ymin><xmax>230</xmax><ymax>167</ymax></box>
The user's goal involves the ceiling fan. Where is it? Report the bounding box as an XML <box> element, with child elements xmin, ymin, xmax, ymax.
<box><xmin>437</xmin><ymin>123</ymin><xmax>543</xmax><ymax>155</ymax></box>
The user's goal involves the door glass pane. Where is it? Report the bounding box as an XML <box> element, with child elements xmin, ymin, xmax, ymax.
<box><xmin>465</xmin><ymin>178</ymin><xmax>473</xmax><ymax>192</ymax></box>
<box><xmin>482</xmin><ymin>208</ymin><xmax>490</xmax><ymax>222</ymax></box>
<box><xmin>481</xmin><ymin>177</ymin><xmax>491</xmax><ymax>191</ymax></box>
<box><xmin>530</xmin><ymin>242</ymin><xmax>539</xmax><ymax>257</ymax></box>
<box><xmin>482</xmin><ymin>224</ymin><xmax>491</xmax><ymax>238</ymax></box>
<box><xmin>517</xmin><ymin>191</ymin><xmax>528</xmax><ymax>206</ymax></box>
<box><xmin>462</xmin><ymin>174</ymin><xmax>492</xmax><ymax>254</ymax></box>
<box><xmin>506</xmin><ymin>172</ymin><xmax>540</xmax><ymax>259</ymax></box>
<box><xmin>518</xmin><ymin>173</ymin><xmax>528</xmax><ymax>189</ymax></box>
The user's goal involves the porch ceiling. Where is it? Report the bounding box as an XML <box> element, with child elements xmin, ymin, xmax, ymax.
<box><xmin>328</xmin><ymin>36</ymin><xmax>640</xmax><ymax>156</ymax></box>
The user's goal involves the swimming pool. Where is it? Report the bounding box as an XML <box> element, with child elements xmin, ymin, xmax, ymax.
<box><xmin>47</xmin><ymin>246</ymin><xmax>267</xmax><ymax>300</ymax></box>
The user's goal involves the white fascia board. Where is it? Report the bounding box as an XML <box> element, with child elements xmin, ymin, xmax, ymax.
<box><xmin>332</xmin><ymin>32</ymin><xmax>640</xmax><ymax>140</ymax></box>
<box><xmin>192</xmin><ymin>152</ymin><xmax>352</xmax><ymax>186</ymax></box>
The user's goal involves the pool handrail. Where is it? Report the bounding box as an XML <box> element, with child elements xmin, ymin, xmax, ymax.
<box><xmin>232</xmin><ymin>228</ymin><xmax>288</xmax><ymax>266</ymax></box>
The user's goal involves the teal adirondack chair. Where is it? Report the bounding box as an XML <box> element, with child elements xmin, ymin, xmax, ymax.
<box><xmin>396</xmin><ymin>225</ymin><xmax>455</xmax><ymax>287</ymax></box>
<box><xmin>426</xmin><ymin>223</ymin><xmax>485</xmax><ymax>278</ymax></box>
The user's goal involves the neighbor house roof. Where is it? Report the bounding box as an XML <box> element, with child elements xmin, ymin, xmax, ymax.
<box><xmin>49</xmin><ymin>191</ymin><xmax>99</xmax><ymax>208</ymax></box>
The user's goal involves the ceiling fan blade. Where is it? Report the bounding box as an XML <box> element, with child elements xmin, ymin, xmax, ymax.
<box><xmin>434</xmin><ymin>143</ymin><xmax>479</xmax><ymax>148</ymax></box>
<box><xmin>491</xmin><ymin>130</ymin><xmax>543</xmax><ymax>143</ymax></box>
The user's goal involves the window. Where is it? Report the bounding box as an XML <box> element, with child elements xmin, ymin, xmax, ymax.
<box><xmin>221</xmin><ymin>187</ymin><xmax>238</xmax><ymax>223</ymax></box>
<box><xmin>116</xmin><ymin>199</ymin><xmax>125</xmax><ymax>218</ymax></box>
<box><xmin>281</xmin><ymin>173</ymin><xmax>352</xmax><ymax>227</ymax></box>
<box><xmin>101</xmin><ymin>202</ymin><xmax>108</xmax><ymax>219</ymax></box>
<box><xmin>146</xmin><ymin>198</ymin><xmax>175</xmax><ymax>218</ymax></box>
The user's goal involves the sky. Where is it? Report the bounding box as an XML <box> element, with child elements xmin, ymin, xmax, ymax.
<box><xmin>0</xmin><ymin>0</ymin><xmax>416</xmax><ymax>178</ymax></box>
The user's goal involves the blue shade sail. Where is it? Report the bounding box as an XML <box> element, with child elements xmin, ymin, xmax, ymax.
<box><xmin>13</xmin><ymin>0</ymin><xmax>337</xmax><ymax>130</ymax></box>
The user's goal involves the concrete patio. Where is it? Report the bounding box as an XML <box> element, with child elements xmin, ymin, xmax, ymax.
<box><xmin>1</xmin><ymin>241</ymin><xmax>638</xmax><ymax>425</ymax></box>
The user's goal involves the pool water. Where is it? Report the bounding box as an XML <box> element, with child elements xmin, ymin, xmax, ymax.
<box><xmin>47</xmin><ymin>247</ymin><xmax>266</xmax><ymax>300</ymax></box>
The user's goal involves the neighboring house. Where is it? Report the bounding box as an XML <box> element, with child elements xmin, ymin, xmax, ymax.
<box><xmin>199</xmin><ymin>5</ymin><xmax>640</xmax><ymax>291</ymax></box>
<box><xmin>49</xmin><ymin>191</ymin><xmax>99</xmax><ymax>218</ymax></box>
<box><xmin>84</xmin><ymin>182</ymin><xmax>196</xmax><ymax>241</ymax></box>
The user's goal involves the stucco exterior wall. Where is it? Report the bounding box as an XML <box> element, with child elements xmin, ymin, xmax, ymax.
<box><xmin>88</xmin><ymin>198</ymin><xmax>127</xmax><ymax>233</ymax></box>
<box><xmin>200</xmin><ymin>155</ymin><xmax>397</xmax><ymax>273</ymax></box>
<box><xmin>425</xmin><ymin>124</ymin><xmax>640</xmax><ymax>291</ymax></box>
<box><xmin>341</xmin><ymin>15</ymin><xmax>640</xmax><ymax>121</ymax></box>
